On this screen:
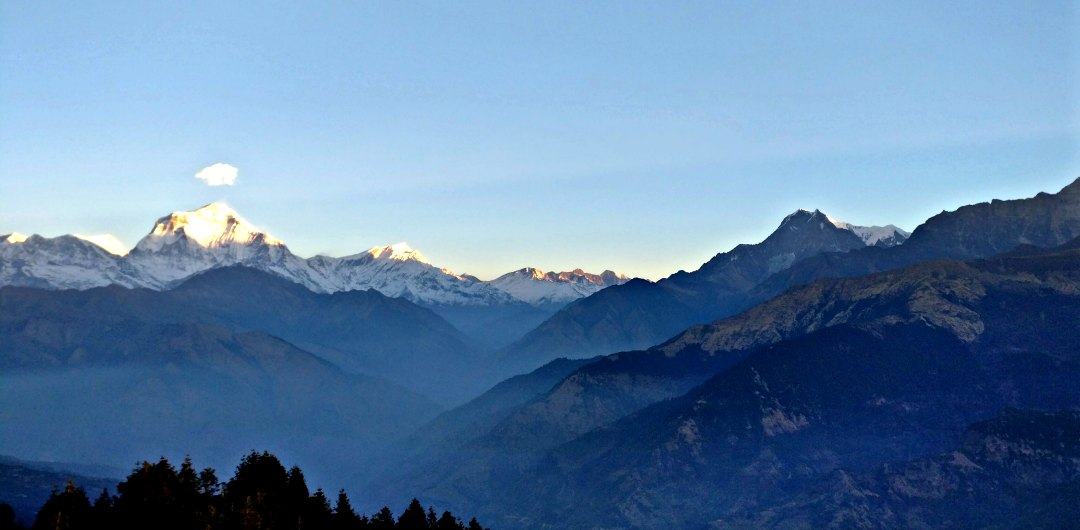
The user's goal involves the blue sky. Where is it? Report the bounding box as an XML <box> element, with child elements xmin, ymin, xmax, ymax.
<box><xmin>1</xmin><ymin>1</ymin><xmax>1077</xmax><ymax>280</ymax></box>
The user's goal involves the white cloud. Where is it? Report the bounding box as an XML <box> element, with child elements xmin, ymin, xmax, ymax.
<box><xmin>194</xmin><ymin>163</ymin><xmax>239</xmax><ymax>186</ymax></box>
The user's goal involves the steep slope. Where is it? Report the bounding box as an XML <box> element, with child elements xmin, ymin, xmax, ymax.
<box><xmin>716</xmin><ymin>409</ymin><xmax>1080</xmax><ymax>529</ymax></box>
<box><xmin>379</xmin><ymin>240</ymin><xmax>1080</xmax><ymax>528</ymax></box>
<box><xmin>499</xmin><ymin>209</ymin><xmax>869</xmax><ymax>373</ymax></box>
<box><xmin>510</xmin><ymin>239</ymin><xmax>1080</xmax><ymax>453</ymax></box>
<box><xmin>513</xmin><ymin>311</ymin><xmax>1080</xmax><ymax>529</ymax></box>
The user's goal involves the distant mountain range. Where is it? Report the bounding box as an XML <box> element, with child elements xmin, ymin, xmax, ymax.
<box><xmin>496</xmin><ymin>209</ymin><xmax>910</xmax><ymax>373</ymax></box>
<box><xmin>5</xmin><ymin>176</ymin><xmax>1080</xmax><ymax>529</ymax></box>
<box><xmin>0</xmin><ymin>202</ymin><xmax>630</xmax><ymax>348</ymax></box>
<box><xmin>488</xmin><ymin>267</ymin><xmax>628</xmax><ymax>308</ymax></box>
<box><xmin>1</xmin><ymin>202</ymin><xmax>628</xmax><ymax>307</ymax></box>
<box><xmin>497</xmin><ymin>179</ymin><xmax>1080</xmax><ymax>374</ymax></box>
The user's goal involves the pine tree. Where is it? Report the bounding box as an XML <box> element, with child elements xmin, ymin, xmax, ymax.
<box><xmin>332</xmin><ymin>489</ymin><xmax>363</xmax><ymax>530</ymax></box>
<box><xmin>435</xmin><ymin>511</ymin><xmax>461</xmax><ymax>530</ymax></box>
<box><xmin>396</xmin><ymin>499</ymin><xmax>428</xmax><ymax>529</ymax></box>
<box><xmin>284</xmin><ymin>466</ymin><xmax>309</xmax><ymax>530</ymax></box>
<box><xmin>22</xmin><ymin>450</ymin><xmax>488</xmax><ymax>530</ymax></box>
<box><xmin>32</xmin><ymin>481</ymin><xmax>91</xmax><ymax>530</ymax></box>
<box><xmin>302</xmin><ymin>488</ymin><xmax>333</xmax><ymax>530</ymax></box>
<box><xmin>114</xmin><ymin>457</ymin><xmax>195</xmax><ymax>530</ymax></box>
<box><xmin>368</xmin><ymin>506</ymin><xmax>394</xmax><ymax>530</ymax></box>
<box><xmin>224</xmin><ymin>451</ymin><xmax>291</xmax><ymax>529</ymax></box>
<box><xmin>89</xmin><ymin>489</ymin><xmax>115</xmax><ymax>528</ymax></box>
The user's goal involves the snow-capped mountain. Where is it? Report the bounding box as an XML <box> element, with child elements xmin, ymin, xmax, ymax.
<box><xmin>126</xmin><ymin>202</ymin><xmax>335</xmax><ymax>291</ymax></box>
<box><xmin>0</xmin><ymin>232</ymin><xmax>140</xmax><ymax>289</ymax></box>
<box><xmin>1</xmin><ymin>202</ymin><xmax>522</xmax><ymax>307</ymax></box>
<box><xmin>489</xmin><ymin>267</ymin><xmax>630</xmax><ymax>306</ymax></box>
<box><xmin>826</xmin><ymin>216</ymin><xmax>910</xmax><ymax>247</ymax></box>
<box><xmin>307</xmin><ymin>243</ymin><xmax>516</xmax><ymax>307</ymax></box>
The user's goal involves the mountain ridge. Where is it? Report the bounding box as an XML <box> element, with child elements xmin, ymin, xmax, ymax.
<box><xmin>1</xmin><ymin>202</ymin><xmax>626</xmax><ymax>314</ymax></box>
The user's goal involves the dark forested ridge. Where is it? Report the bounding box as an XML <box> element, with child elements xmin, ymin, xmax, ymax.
<box><xmin>3</xmin><ymin>451</ymin><xmax>487</xmax><ymax>530</ymax></box>
<box><xmin>375</xmin><ymin>237</ymin><xmax>1080</xmax><ymax>528</ymax></box>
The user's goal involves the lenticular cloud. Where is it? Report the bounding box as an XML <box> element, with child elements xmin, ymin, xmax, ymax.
<box><xmin>194</xmin><ymin>163</ymin><xmax>239</xmax><ymax>186</ymax></box>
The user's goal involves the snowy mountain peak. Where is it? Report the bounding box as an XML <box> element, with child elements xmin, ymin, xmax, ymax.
<box><xmin>136</xmin><ymin>202</ymin><xmax>284</xmax><ymax>253</ymax></box>
<box><xmin>74</xmin><ymin>234</ymin><xmax>129</xmax><ymax>256</ymax></box>
<box><xmin>367</xmin><ymin>242</ymin><xmax>429</xmax><ymax>264</ymax></box>
<box><xmin>489</xmin><ymin>267</ymin><xmax>632</xmax><ymax>305</ymax></box>
<box><xmin>2</xmin><ymin>232</ymin><xmax>29</xmax><ymax>244</ymax></box>
<box><xmin>826</xmin><ymin>215</ymin><xmax>911</xmax><ymax>247</ymax></box>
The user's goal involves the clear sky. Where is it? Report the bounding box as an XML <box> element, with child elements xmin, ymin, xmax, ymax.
<box><xmin>1</xmin><ymin>1</ymin><xmax>1077</xmax><ymax>280</ymax></box>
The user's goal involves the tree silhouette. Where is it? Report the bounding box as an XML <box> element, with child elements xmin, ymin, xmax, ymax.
<box><xmin>397</xmin><ymin>499</ymin><xmax>428</xmax><ymax>529</ymax></box>
<box><xmin>435</xmin><ymin>511</ymin><xmax>462</xmax><ymax>530</ymax></box>
<box><xmin>369</xmin><ymin>506</ymin><xmax>395</xmax><ymax>530</ymax></box>
<box><xmin>224</xmin><ymin>450</ymin><xmax>291</xmax><ymax>530</ymax></box>
<box><xmin>331</xmin><ymin>489</ymin><xmax>363</xmax><ymax>530</ymax></box>
<box><xmin>32</xmin><ymin>481</ymin><xmax>90</xmax><ymax>530</ymax></box>
<box><xmin>303</xmin><ymin>488</ymin><xmax>333</xmax><ymax>530</ymax></box>
<box><xmin>20</xmin><ymin>452</ymin><xmax>488</xmax><ymax>530</ymax></box>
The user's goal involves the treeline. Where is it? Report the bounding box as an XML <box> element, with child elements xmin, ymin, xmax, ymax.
<box><xmin>12</xmin><ymin>451</ymin><xmax>487</xmax><ymax>530</ymax></box>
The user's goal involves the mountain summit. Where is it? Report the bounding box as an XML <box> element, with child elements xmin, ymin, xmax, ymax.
<box><xmin>498</xmin><ymin>207</ymin><xmax>905</xmax><ymax>371</ymax></box>
<box><xmin>489</xmin><ymin>267</ymin><xmax>630</xmax><ymax>306</ymax></box>
<box><xmin>126</xmin><ymin>202</ymin><xmax>326</xmax><ymax>289</ymax></box>
<box><xmin>135</xmin><ymin>202</ymin><xmax>284</xmax><ymax>252</ymax></box>
<box><xmin>366</xmin><ymin>242</ymin><xmax>430</xmax><ymax>264</ymax></box>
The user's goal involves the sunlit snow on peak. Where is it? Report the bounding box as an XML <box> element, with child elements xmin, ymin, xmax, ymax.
<box><xmin>368</xmin><ymin>242</ymin><xmax>430</xmax><ymax>264</ymax></box>
<box><xmin>2</xmin><ymin>232</ymin><xmax>29</xmax><ymax>244</ymax></box>
<box><xmin>75</xmin><ymin>234</ymin><xmax>129</xmax><ymax>256</ymax></box>
<box><xmin>142</xmin><ymin>202</ymin><xmax>285</xmax><ymax>250</ymax></box>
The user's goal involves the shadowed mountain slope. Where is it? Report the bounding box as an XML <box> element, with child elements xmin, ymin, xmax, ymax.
<box><xmin>500</xmin><ymin>178</ymin><xmax>1080</xmax><ymax>376</ymax></box>
<box><xmin>376</xmin><ymin>239</ymin><xmax>1080</xmax><ymax>528</ymax></box>
<box><xmin>499</xmin><ymin>209</ymin><xmax>868</xmax><ymax>373</ymax></box>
